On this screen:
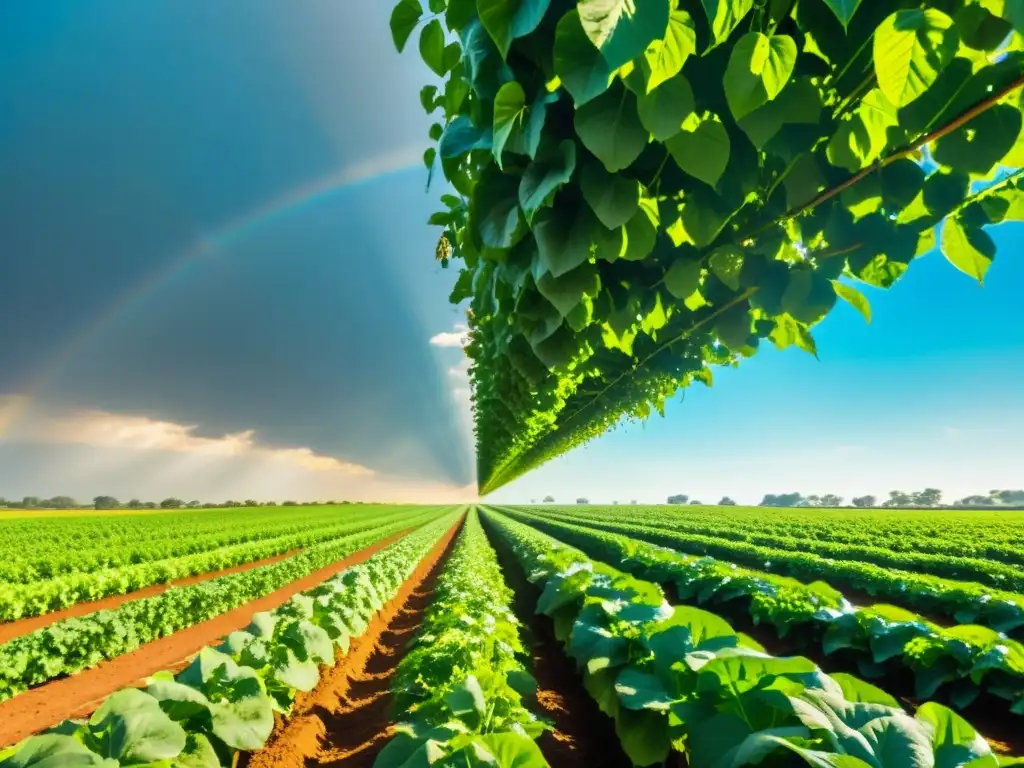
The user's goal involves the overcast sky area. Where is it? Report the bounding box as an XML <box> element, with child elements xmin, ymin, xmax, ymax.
<box><xmin>1</xmin><ymin>2</ymin><xmax>1022</xmax><ymax>506</ymax></box>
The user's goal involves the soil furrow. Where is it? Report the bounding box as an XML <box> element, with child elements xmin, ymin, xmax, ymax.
<box><xmin>241</xmin><ymin>518</ymin><xmax>463</xmax><ymax>768</ymax></box>
<box><xmin>0</xmin><ymin>527</ymin><xmax>415</xmax><ymax>749</ymax></box>
<box><xmin>482</xmin><ymin>523</ymin><xmax>632</xmax><ymax>768</ymax></box>
<box><xmin>0</xmin><ymin>549</ymin><xmax>304</xmax><ymax>644</ymax></box>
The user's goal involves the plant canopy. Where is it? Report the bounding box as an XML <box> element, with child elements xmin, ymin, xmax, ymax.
<box><xmin>391</xmin><ymin>0</ymin><xmax>1024</xmax><ymax>494</ymax></box>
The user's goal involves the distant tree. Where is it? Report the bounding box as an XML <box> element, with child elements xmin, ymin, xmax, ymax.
<box><xmin>186</xmin><ymin>500</ymin><xmax>201</xmax><ymax>508</ymax></box>
<box><xmin>264</xmin><ymin>501</ymin><xmax>278</xmax><ymax>506</ymax></box>
<box><xmin>542</xmin><ymin>495</ymin><xmax>555</xmax><ymax>503</ymax></box>
<box><xmin>142</xmin><ymin>501</ymin><xmax>158</xmax><ymax>509</ymax></box>
<box><xmin>851</xmin><ymin>495</ymin><xmax>876</xmax><ymax>508</ymax></box>
<box><xmin>760</xmin><ymin>493</ymin><xmax>804</xmax><ymax>507</ymax></box>
<box><xmin>160</xmin><ymin>497</ymin><xmax>184</xmax><ymax>509</ymax></box>
<box><xmin>244</xmin><ymin>499</ymin><xmax>259</xmax><ymax>507</ymax></box>
<box><xmin>283</xmin><ymin>500</ymin><xmax>298</xmax><ymax>507</ymax></box>
<box><xmin>803</xmin><ymin>495</ymin><xmax>822</xmax><ymax>507</ymax></box>
<box><xmin>718</xmin><ymin>496</ymin><xmax>737</xmax><ymax>505</ymax></box>
<box><xmin>883</xmin><ymin>490</ymin><xmax>913</xmax><ymax>507</ymax></box>
<box><xmin>22</xmin><ymin>496</ymin><xmax>41</xmax><ymax>509</ymax></box>
<box><xmin>820</xmin><ymin>494</ymin><xmax>843</xmax><ymax>507</ymax></box>
<box><xmin>45</xmin><ymin>496</ymin><xmax>77</xmax><ymax>509</ymax></box>
<box><xmin>202</xmin><ymin>502</ymin><xmax>217</xmax><ymax>508</ymax></box>
<box><xmin>689</xmin><ymin>499</ymin><xmax>703</xmax><ymax>505</ymax></box>
<box><xmin>530</xmin><ymin>499</ymin><xmax>536</xmax><ymax>504</ymax></box>
<box><xmin>127</xmin><ymin>498</ymin><xmax>142</xmax><ymax>508</ymax></box>
<box><xmin>957</xmin><ymin>494</ymin><xmax>994</xmax><ymax>506</ymax></box>
<box><xmin>991</xmin><ymin>489</ymin><xmax>1024</xmax><ymax>505</ymax></box>
<box><xmin>612</xmin><ymin>500</ymin><xmax>619</xmax><ymax>505</ymax></box>
<box><xmin>630</xmin><ymin>499</ymin><xmax>637</xmax><ymax>504</ymax></box>
<box><xmin>576</xmin><ymin>497</ymin><xmax>589</xmax><ymax>504</ymax></box>
<box><xmin>667</xmin><ymin>494</ymin><xmax>689</xmax><ymax>504</ymax></box>
<box><xmin>93</xmin><ymin>496</ymin><xmax>119</xmax><ymax>510</ymax></box>
<box><xmin>912</xmin><ymin>488</ymin><xmax>942</xmax><ymax>507</ymax></box>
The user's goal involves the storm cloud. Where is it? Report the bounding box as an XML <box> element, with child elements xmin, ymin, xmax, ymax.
<box><xmin>0</xmin><ymin>1</ymin><xmax>474</xmax><ymax>494</ymax></box>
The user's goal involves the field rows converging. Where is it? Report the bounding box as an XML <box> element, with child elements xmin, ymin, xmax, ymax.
<box><xmin>2</xmin><ymin>504</ymin><xmax>1023</xmax><ymax>768</ymax></box>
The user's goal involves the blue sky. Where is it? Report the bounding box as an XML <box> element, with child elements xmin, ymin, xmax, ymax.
<box><xmin>0</xmin><ymin>2</ymin><xmax>1020</xmax><ymax>505</ymax></box>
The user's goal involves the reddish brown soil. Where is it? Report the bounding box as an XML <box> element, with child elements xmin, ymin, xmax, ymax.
<box><xmin>241</xmin><ymin>517</ymin><xmax>463</xmax><ymax>768</ymax></box>
<box><xmin>483</xmin><ymin>523</ymin><xmax>633</xmax><ymax>768</ymax></box>
<box><xmin>0</xmin><ymin>549</ymin><xmax>304</xmax><ymax>644</ymax></box>
<box><xmin>0</xmin><ymin>527</ymin><xmax>416</xmax><ymax>749</ymax></box>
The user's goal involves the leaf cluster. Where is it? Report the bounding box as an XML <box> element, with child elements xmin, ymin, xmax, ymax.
<box><xmin>0</xmin><ymin>514</ymin><xmax>460</xmax><ymax>767</ymax></box>
<box><xmin>481</xmin><ymin>508</ymin><xmax>1021</xmax><ymax>767</ymax></box>
<box><xmin>392</xmin><ymin>0</ymin><xmax>1024</xmax><ymax>492</ymax></box>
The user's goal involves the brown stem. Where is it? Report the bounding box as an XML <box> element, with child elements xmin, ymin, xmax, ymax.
<box><xmin>785</xmin><ymin>73</ymin><xmax>1024</xmax><ymax>222</ymax></box>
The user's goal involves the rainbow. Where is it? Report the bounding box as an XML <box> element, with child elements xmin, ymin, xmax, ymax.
<box><xmin>0</xmin><ymin>149</ymin><xmax>422</xmax><ymax>437</ymax></box>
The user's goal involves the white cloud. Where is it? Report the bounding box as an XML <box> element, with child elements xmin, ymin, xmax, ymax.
<box><xmin>0</xmin><ymin>396</ymin><xmax>372</xmax><ymax>475</ymax></box>
<box><xmin>429</xmin><ymin>323</ymin><xmax>469</xmax><ymax>348</ymax></box>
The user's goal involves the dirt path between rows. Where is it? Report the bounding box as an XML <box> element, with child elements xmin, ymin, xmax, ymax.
<box><xmin>241</xmin><ymin>517</ymin><xmax>463</xmax><ymax>768</ymax></box>
<box><xmin>483</xmin><ymin>525</ymin><xmax>633</xmax><ymax>768</ymax></box>
<box><xmin>0</xmin><ymin>549</ymin><xmax>305</xmax><ymax>644</ymax></box>
<box><xmin>0</xmin><ymin>527</ymin><xmax>417</xmax><ymax>749</ymax></box>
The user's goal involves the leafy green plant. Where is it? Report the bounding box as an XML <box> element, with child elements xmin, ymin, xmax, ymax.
<box><xmin>374</xmin><ymin>510</ymin><xmax>549</xmax><ymax>767</ymax></box>
<box><xmin>0</xmin><ymin>513</ymin><xmax>461</xmax><ymax>768</ymax></box>
<box><xmin>481</xmin><ymin>507</ymin><xmax>1022</xmax><ymax>767</ymax></box>
<box><xmin>495</xmin><ymin>505</ymin><xmax>1024</xmax><ymax>718</ymax></box>
<box><xmin>392</xmin><ymin>0</ymin><xmax>1024</xmax><ymax>493</ymax></box>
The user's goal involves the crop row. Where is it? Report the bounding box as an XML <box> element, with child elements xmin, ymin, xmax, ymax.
<box><xmin>517</xmin><ymin>506</ymin><xmax>1024</xmax><ymax>634</ymax></box>
<box><xmin>0</xmin><ymin>512</ymin><xmax>460</xmax><ymax>767</ymax></box>
<box><xmin>547</xmin><ymin>505</ymin><xmax>1024</xmax><ymax>567</ymax></box>
<box><xmin>499</xmin><ymin>507</ymin><xmax>1024</xmax><ymax>720</ymax></box>
<box><xmin>0</xmin><ymin>506</ymin><xmax>428</xmax><ymax>622</ymax></box>
<box><xmin>0</xmin><ymin>505</ymin><xmax>439</xmax><ymax>584</ymax></box>
<box><xmin>0</xmin><ymin>507</ymin><xmax>446</xmax><ymax>702</ymax></box>
<box><xmin>533</xmin><ymin>506</ymin><xmax>1024</xmax><ymax>592</ymax></box>
<box><xmin>373</xmin><ymin>509</ymin><xmax>551</xmax><ymax>766</ymax></box>
<box><xmin>480</xmin><ymin>508</ymin><xmax>1018</xmax><ymax>768</ymax></box>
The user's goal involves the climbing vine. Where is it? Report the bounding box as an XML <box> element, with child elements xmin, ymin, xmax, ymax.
<box><xmin>391</xmin><ymin>0</ymin><xmax>1024</xmax><ymax>494</ymax></box>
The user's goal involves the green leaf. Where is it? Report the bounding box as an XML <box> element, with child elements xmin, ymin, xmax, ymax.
<box><xmin>174</xmin><ymin>733</ymin><xmax>220</xmax><ymax>768</ymax></box>
<box><xmin>492</xmin><ymin>81</ymin><xmax>527</xmax><ymax>169</ymax></box>
<box><xmin>579</xmin><ymin>0</ymin><xmax>672</xmax><ymax>71</ymax></box>
<box><xmin>724</xmin><ymin>32</ymin><xmax>798</xmax><ymax>120</ymax></box>
<box><xmin>474</xmin><ymin>733</ymin><xmax>550</xmax><ymax>768</ymax></box>
<box><xmin>932</xmin><ymin>104</ymin><xmax>1023</xmax><ymax>176</ymax></box>
<box><xmin>574</xmin><ymin>83</ymin><xmax>649</xmax><ymax>172</ymax></box>
<box><xmin>280</xmin><ymin>619</ymin><xmax>334</xmax><ymax>664</ymax></box>
<box><xmin>643</xmin><ymin>9</ymin><xmax>697</xmax><ymax>93</ymax></box>
<box><xmin>272</xmin><ymin>650</ymin><xmax>320</xmax><ymax>691</ymax></box>
<box><xmin>209</xmin><ymin>696</ymin><xmax>275</xmax><ymax>751</ymax></box>
<box><xmin>980</xmin><ymin>0</ymin><xmax>1024</xmax><ymax>35</ymax></box>
<box><xmin>941</xmin><ymin>216</ymin><xmax>995</xmax><ymax>285</ymax></box>
<box><xmin>554</xmin><ymin>9</ymin><xmax>613</xmax><ymax>106</ymax></box>
<box><xmin>664</xmin><ymin>257</ymin><xmax>703</xmax><ymax>300</ymax></box>
<box><xmin>444</xmin><ymin>674</ymin><xmax>487</xmax><ymax>724</ymax></box>
<box><xmin>476</xmin><ymin>170</ymin><xmax>526</xmax><ymax>248</ymax></box>
<box><xmin>535</xmin><ymin>261</ymin><xmax>601</xmax><ymax>317</ymax></box>
<box><xmin>873</xmin><ymin>9</ymin><xmax>959</xmax><ymax>108</ymax></box>
<box><xmin>829</xmin><ymin>672</ymin><xmax>900</xmax><ymax>707</ymax></box>
<box><xmin>619</xmin><ymin>194</ymin><xmax>659</xmax><ymax>261</ymax></box>
<box><xmin>916</xmin><ymin>702</ymin><xmax>995</xmax><ymax>768</ymax></box>
<box><xmin>709</xmin><ymin>246</ymin><xmax>744</xmax><ymax>290</ymax></box>
<box><xmin>390</xmin><ymin>0</ymin><xmax>423</xmax><ymax>53</ymax></box>
<box><xmin>821</xmin><ymin>0</ymin><xmax>861</xmax><ymax>29</ymax></box>
<box><xmin>700</xmin><ymin>0</ymin><xmax>754</xmax><ymax>50</ymax></box>
<box><xmin>826</xmin><ymin>89</ymin><xmax>898</xmax><ymax>172</ymax></box>
<box><xmin>534</xmin><ymin>207</ymin><xmax>621</xmax><ymax>277</ymax></box>
<box><xmin>0</xmin><ymin>735</ymin><xmax>113</xmax><ymax>768</ymax></box>
<box><xmin>580</xmin><ymin>162</ymin><xmax>640</xmax><ymax>229</ymax></box>
<box><xmin>782</xmin><ymin>270</ymin><xmax>837</xmax><ymax>325</ymax></box>
<box><xmin>615</xmin><ymin>667</ymin><xmax>674</xmax><ymax>711</ymax></box>
<box><xmin>519</xmin><ymin>140</ymin><xmax>577</xmax><ymax>221</ymax></box>
<box><xmin>477</xmin><ymin>0</ymin><xmax>551</xmax><ymax>59</ymax></box>
<box><xmin>419</xmin><ymin>19</ymin><xmax>448</xmax><ymax>77</ymax></box>
<box><xmin>85</xmin><ymin>689</ymin><xmax>187</xmax><ymax>764</ymax></box>
<box><xmin>439</xmin><ymin>115</ymin><xmax>493</xmax><ymax>158</ymax></box>
<box><xmin>637</xmin><ymin>72</ymin><xmax>695</xmax><ymax>141</ymax></box>
<box><xmin>665</xmin><ymin>112</ymin><xmax>731</xmax><ymax>187</ymax></box>
<box><xmin>615</xmin><ymin>708</ymin><xmax>672</xmax><ymax>766</ymax></box>
<box><xmin>831</xmin><ymin>281</ymin><xmax>872</xmax><ymax>323</ymax></box>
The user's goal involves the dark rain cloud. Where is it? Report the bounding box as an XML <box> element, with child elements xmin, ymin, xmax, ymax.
<box><xmin>0</xmin><ymin>2</ymin><xmax>472</xmax><ymax>486</ymax></box>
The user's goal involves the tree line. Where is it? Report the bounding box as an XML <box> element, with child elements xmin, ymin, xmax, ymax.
<box><xmin>529</xmin><ymin>489</ymin><xmax>1024</xmax><ymax>508</ymax></box>
<box><xmin>0</xmin><ymin>497</ymin><xmax>361</xmax><ymax>510</ymax></box>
